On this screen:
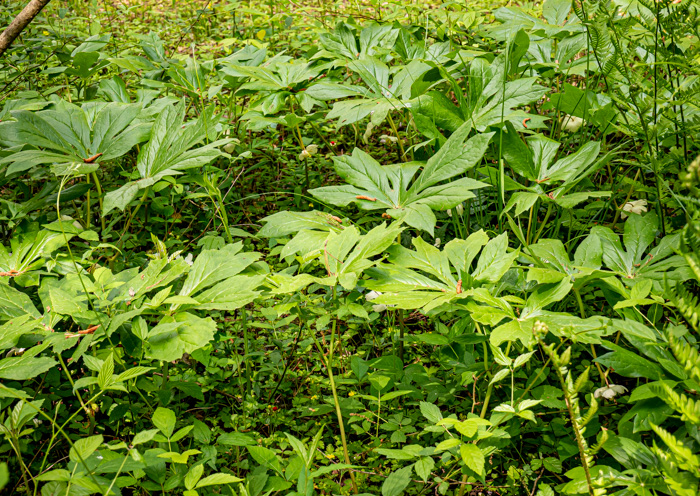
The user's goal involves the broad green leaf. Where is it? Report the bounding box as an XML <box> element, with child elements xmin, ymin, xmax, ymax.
<box><xmin>159</xmin><ymin>449</ymin><xmax>201</xmax><ymax>464</ymax></box>
<box><xmin>348</xmin><ymin>57</ymin><xmax>389</xmax><ymax>96</ymax></box>
<box><xmin>501</xmin><ymin>123</ymin><xmax>537</xmax><ymax>180</ymax></box>
<box><xmin>411</xmin><ymin>177</ymin><xmax>488</xmax><ymax>210</ymax></box>
<box><xmin>489</xmin><ymin>369</ymin><xmax>510</xmax><ymax>386</ymax></box>
<box><xmin>196</xmin><ymin>473</ymin><xmax>244</xmax><ymax>487</ymax></box>
<box><xmin>103</xmin><ymin>182</ymin><xmax>139</xmax><ymax>216</ymax></box>
<box><xmin>69</xmin><ymin>435</ymin><xmax>103</xmax><ymax>463</ymax></box>
<box><xmin>310</xmin><ymin>126</ymin><xmax>492</xmax><ymax>235</ymax></box>
<box><xmin>419</xmin><ymin>401</ymin><xmax>442</xmax><ymax>423</ymax></box>
<box><xmin>444</xmin><ymin>230</ymin><xmax>490</xmax><ymax>274</ymax></box>
<box><xmin>259</xmin><ymin>210</ymin><xmax>343</xmax><ymax>238</ymax></box>
<box><xmin>247</xmin><ymin>446</ymin><xmax>283</xmax><ymax>475</ymax></box>
<box><xmin>547</xmin><ymin>141</ymin><xmax>601</xmax><ymax>183</ymax></box>
<box><xmin>132</xmin><ymin>429</ymin><xmax>160</xmax><ymax>446</ymax></box>
<box><xmin>217</xmin><ymin>432</ymin><xmax>255</xmax><ymax>446</ymax></box>
<box><xmin>409</xmin><ymin>125</ymin><xmax>494</xmax><ymax>193</ymax></box>
<box><xmin>185</xmin><ymin>464</ymin><xmax>204</xmax><ymax>490</ymax></box>
<box><xmin>193</xmin><ymin>274</ymin><xmax>265</xmax><ymax>311</ymax></box>
<box><xmin>152</xmin><ymin>407</ymin><xmax>177</xmax><ymax>438</ymax></box>
<box><xmin>624</xmin><ymin>212</ymin><xmax>657</xmax><ymax>263</ymax></box>
<box><xmin>454</xmin><ymin>419</ymin><xmax>480</xmax><ymax>437</ymax></box>
<box><xmin>460</xmin><ymin>443</ymin><xmax>485</xmax><ymax>476</ymax></box>
<box><xmin>573</xmin><ymin>232</ymin><xmax>602</xmax><ymax>269</ymax></box>
<box><xmin>305</xmin><ymin>82</ymin><xmax>369</xmax><ymax>100</ymax></box>
<box><xmin>0</xmin><ymin>283</ymin><xmax>41</xmax><ymax>320</ymax></box>
<box><xmin>312</xmin><ymin>148</ymin><xmax>393</xmax><ymax>208</ymax></box>
<box><xmin>521</xmin><ymin>278</ymin><xmax>573</xmax><ymax>318</ymax></box>
<box><xmin>104</xmin><ymin>103</ymin><xmax>229</xmax><ymax>214</ymax></box>
<box><xmin>395</xmin><ymin>204</ymin><xmax>437</xmax><ymax>236</ymax></box>
<box><xmin>310</xmin><ymin>463</ymin><xmax>359</xmax><ymax>479</ymax></box>
<box><xmin>410</xmin><ymin>91</ymin><xmax>464</xmax><ymax>135</ymax></box>
<box><xmin>544</xmin><ymin>0</ymin><xmax>571</xmax><ymax>24</ymax></box>
<box><xmin>34</xmin><ymin>469</ymin><xmax>71</xmax><ymax>482</ymax></box>
<box><xmin>178</xmin><ymin>243</ymin><xmax>259</xmax><ymax>296</ymax></box>
<box><xmin>0</xmin><ymin>355</ymin><xmax>57</xmax><ymax>380</ymax></box>
<box><xmin>504</xmin><ymin>192</ymin><xmax>540</xmax><ymax>216</ymax></box>
<box><xmin>0</xmin><ymin>314</ymin><xmax>41</xmax><ymax>350</ymax></box>
<box><xmin>97</xmin><ymin>353</ymin><xmax>114</xmax><ymax>389</ymax></box>
<box><xmin>491</xmin><ymin>320</ymin><xmax>531</xmax><ymax>346</ymax></box>
<box><xmin>595</xmin><ymin>343</ymin><xmax>663</xmax><ymax>380</ymax></box>
<box><xmin>382</xmin><ymin>466</ymin><xmax>413</xmax><ymax>496</ymax></box>
<box><xmin>553</xmin><ymin>191</ymin><xmax>610</xmax><ymax>210</ymax></box>
<box><xmin>414</xmin><ymin>457</ymin><xmax>434</xmax><ymax>483</ymax></box>
<box><xmin>473</xmin><ymin>233</ymin><xmax>518</xmax><ymax>283</ymax></box>
<box><xmin>319</xmin><ymin>22</ymin><xmax>358</xmax><ymax>60</ymax></box>
<box><xmin>435</xmin><ymin>438</ymin><xmax>461</xmax><ymax>452</ymax></box>
<box><xmin>376</xmin><ymin>448</ymin><xmax>418</xmax><ymax>460</ymax></box>
<box><xmin>115</xmin><ymin>366</ymin><xmax>154</xmax><ymax>383</ymax></box>
<box><xmin>147</xmin><ymin>312</ymin><xmax>216</xmax><ymax>362</ymax></box>
<box><xmin>2</xmin><ymin>101</ymin><xmax>148</xmax><ymax>177</ymax></box>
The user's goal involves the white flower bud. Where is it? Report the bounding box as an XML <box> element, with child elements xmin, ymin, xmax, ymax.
<box><xmin>365</xmin><ymin>290</ymin><xmax>382</xmax><ymax>301</ymax></box>
<box><xmin>299</xmin><ymin>144</ymin><xmax>318</xmax><ymax>160</ymax></box>
<box><xmin>594</xmin><ymin>384</ymin><xmax>627</xmax><ymax>400</ymax></box>
<box><xmin>621</xmin><ymin>199</ymin><xmax>648</xmax><ymax>219</ymax></box>
<box><xmin>560</xmin><ymin>114</ymin><xmax>584</xmax><ymax>132</ymax></box>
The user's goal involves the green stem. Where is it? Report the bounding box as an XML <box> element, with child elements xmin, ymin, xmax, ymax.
<box><xmin>91</xmin><ymin>172</ymin><xmax>106</xmax><ymax>233</ymax></box>
<box><xmin>308</xmin><ymin>118</ymin><xmax>334</xmax><ymax>153</ymax></box>
<box><xmin>216</xmin><ymin>192</ymin><xmax>233</xmax><ymax>243</ymax></box>
<box><xmin>386</xmin><ymin>113</ymin><xmax>405</xmax><ymax>162</ymax></box>
<box><xmin>292</xmin><ymin>124</ymin><xmax>310</xmax><ymax>192</ymax></box>
<box><xmin>326</xmin><ymin>350</ymin><xmax>358</xmax><ymax>493</ymax></box>
<box><xmin>574</xmin><ymin>289</ymin><xmax>606</xmax><ymax>384</ymax></box>
<box><xmin>326</xmin><ymin>287</ymin><xmax>358</xmax><ymax>493</ymax></box>
<box><xmin>532</xmin><ymin>203</ymin><xmax>553</xmax><ymax>244</ymax></box>
<box><xmin>242</xmin><ymin>306</ymin><xmax>251</xmax><ymax>397</ymax></box>
<box><xmin>480</xmin><ymin>382</ymin><xmax>493</xmax><ymax>419</ymax></box>
<box><xmin>85</xmin><ymin>173</ymin><xmax>91</xmax><ymax>229</ymax></box>
<box><xmin>161</xmin><ymin>361</ymin><xmax>169</xmax><ymax>392</ymax></box>
<box><xmin>397</xmin><ymin>311</ymin><xmax>406</xmax><ymax>362</ymax></box>
<box><xmin>118</xmin><ymin>187</ymin><xmax>150</xmax><ymax>248</ymax></box>
<box><xmin>102</xmin><ymin>448</ymin><xmax>131</xmax><ymax>496</ymax></box>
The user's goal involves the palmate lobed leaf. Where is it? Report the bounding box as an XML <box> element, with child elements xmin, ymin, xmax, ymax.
<box><xmin>591</xmin><ymin>213</ymin><xmax>690</xmax><ymax>288</ymax></box>
<box><xmin>259</xmin><ymin>210</ymin><xmax>345</xmax><ymax>238</ymax></box>
<box><xmin>262</xmin><ymin>221</ymin><xmax>403</xmax><ymax>292</ymax></box>
<box><xmin>0</xmin><ymin>100</ymin><xmax>150</xmax><ymax>176</ymax></box>
<box><xmin>146</xmin><ymin>312</ymin><xmax>217</xmax><ymax>362</ymax></box>
<box><xmin>103</xmin><ymin>102</ymin><xmax>231</xmax><ymax>215</ymax></box>
<box><xmin>365</xmin><ymin>230</ymin><xmax>517</xmax><ymax>312</ymax></box>
<box><xmin>311</xmin><ymin>123</ymin><xmax>493</xmax><ymax>235</ymax></box>
<box><xmin>408</xmin><ymin>124</ymin><xmax>494</xmax><ymax>193</ymax></box>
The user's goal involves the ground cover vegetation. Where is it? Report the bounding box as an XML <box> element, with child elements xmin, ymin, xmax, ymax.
<box><xmin>1</xmin><ymin>0</ymin><xmax>699</xmax><ymax>494</ymax></box>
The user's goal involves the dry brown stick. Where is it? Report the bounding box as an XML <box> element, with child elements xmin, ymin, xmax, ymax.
<box><xmin>0</xmin><ymin>0</ymin><xmax>52</xmax><ymax>56</ymax></box>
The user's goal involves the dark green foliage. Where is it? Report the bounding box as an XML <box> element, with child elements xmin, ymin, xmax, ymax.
<box><xmin>1</xmin><ymin>0</ymin><xmax>699</xmax><ymax>495</ymax></box>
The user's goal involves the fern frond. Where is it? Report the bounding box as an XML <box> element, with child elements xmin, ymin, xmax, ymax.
<box><xmin>668</xmin><ymin>335</ymin><xmax>700</xmax><ymax>383</ymax></box>
<box><xmin>650</xmin><ymin>423</ymin><xmax>700</xmax><ymax>476</ymax></box>
<box><xmin>651</xmin><ymin>382</ymin><xmax>700</xmax><ymax>424</ymax></box>
<box><xmin>679</xmin><ymin>224</ymin><xmax>700</xmax><ymax>281</ymax></box>
<box><xmin>668</xmin><ymin>283</ymin><xmax>700</xmax><ymax>331</ymax></box>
